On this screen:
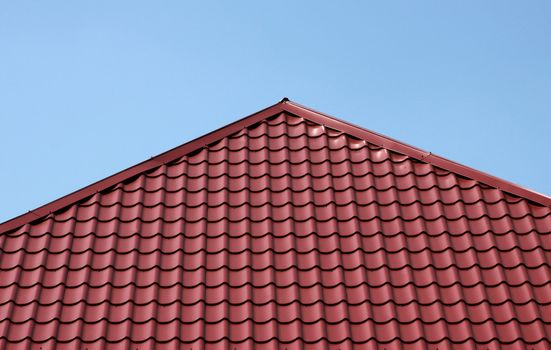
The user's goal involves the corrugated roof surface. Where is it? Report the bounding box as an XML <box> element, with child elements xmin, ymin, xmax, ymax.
<box><xmin>1</xmin><ymin>100</ymin><xmax>550</xmax><ymax>349</ymax></box>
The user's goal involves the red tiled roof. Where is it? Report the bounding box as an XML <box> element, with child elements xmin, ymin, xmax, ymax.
<box><xmin>1</xmin><ymin>99</ymin><xmax>550</xmax><ymax>349</ymax></box>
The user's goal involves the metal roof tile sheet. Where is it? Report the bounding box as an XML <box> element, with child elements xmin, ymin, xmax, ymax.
<box><xmin>0</xmin><ymin>100</ymin><xmax>550</xmax><ymax>348</ymax></box>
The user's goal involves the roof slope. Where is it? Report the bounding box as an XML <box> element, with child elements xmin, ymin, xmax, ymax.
<box><xmin>0</xmin><ymin>100</ymin><xmax>550</xmax><ymax>349</ymax></box>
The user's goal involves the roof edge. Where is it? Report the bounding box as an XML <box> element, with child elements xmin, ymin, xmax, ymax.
<box><xmin>0</xmin><ymin>100</ymin><xmax>287</xmax><ymax>234</ymax></box>
<box><xmin>2</xmin><ymin>98</ymin><xmax>549</xmax><ymax>234</ymax></box>
<box><xmin>283</xmin><ymin>99</ymin><xmax>551</xmax><ymax>207</ymax></box>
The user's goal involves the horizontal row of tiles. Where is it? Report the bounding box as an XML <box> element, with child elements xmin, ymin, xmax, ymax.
<box><xmin>0</xmin><ymin>338</ymin><xmax>548</xmax><ymax>350</ymax></box>
<box><xmin>0</xmin><ymin>264</ymin><xmax>549</xmax><ymax>288</ymax></box>
<box><xmin>2</xmin><ymin>282</ymin><xmax>548</xmax><ymax>306</ymax></box>
<box><xmin>230</xmin><ymin>113</ymin><xmax>339</xmax><ymax>135</ymax></box>
<box><xmin>14</xmin><ymin>214</ymin><xmax>551</xmax><ymax>240</ymax></box>
<box><xmin>1</xmin><ymin>298</ymin><xmax>549</xmax><ymax>324</ymax></box>
<box><xmin>48</xmin><ymin>200</ymin><xmax>549</xmax><ymax>224</ymax></box>
<box><xmin>0</xmin><ymin>318</ymin><xmax>548</xmax><ymax>343</ymax></box>
<box><xmin>81</xmin><ymin>185</ymin><xmax>525</xmax><ymax>209</ymax></box>
<box><xmin>11</xmin><ymin>226</ymin><xmax>550</xmax><ymax>263</ymax></box>
<box><xmin>116</xmin><ymin>171</ymin><xmax>480</xmax><ymax>194</ymax></box>
<box><xmin>154</xmin><ymin>156</ymin><xmax>429</xmax><ymax>180</ymax></box>
<box><xmin>5</xmin><ymin>226</ymin><xmax>549</xmax><ymax>254</ymax></box>
<box><xmin>161</xmin><ymin>119</ymin><xmax>419</xmax><ymax>162</ymax></box>
<box><xmin>166</xmin><ymin>136</ymin><xmax>412</xmax><ymax>164</ymax></box>
<box><xmin>194</xmin><ymin>131</ymin><xmax>378</xmax><ymax>156</ymax></box>
<box><xmin>2</xmin><ymin>246</ymin><xmax>549</xmax><ymax>271</ymax></box>
<box><xmin>2</xmin><ymin>227</ymin><xmax>549</xmax><ymax>253</ymax></box>
<box><xmin>204</xmin><ymin>115</ymin><xmax>441</xmax><ymax>160</ymax></box>
<box><xmin>112</xmin><ymin>177</ymin><xmax>492</xmax><ymax>205</ymax></box>
<box><xmin>141</xmin><ymin>159</ymin><xmax>440</xmax><ymax>180</ymax></box>
<box><xmin>208</xmin><ymin>116</ymin><xmax>367</xmax><ymax>147</ymax></box>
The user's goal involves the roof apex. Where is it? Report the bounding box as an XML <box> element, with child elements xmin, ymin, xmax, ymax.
<box><xmin>1</xmin><ymin>99</ymin><xmax>549</xmax><ymax>234</ymax></box>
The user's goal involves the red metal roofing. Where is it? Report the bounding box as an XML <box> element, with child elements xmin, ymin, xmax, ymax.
<box><xmin>1</xmin><ymin>99</ymin><xmax>550</xmax><ymax>349</ymax></box>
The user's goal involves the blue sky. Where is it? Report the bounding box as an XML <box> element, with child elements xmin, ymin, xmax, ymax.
<box><xmin>1</xmin><ymin>1</ymin><xmax>550</xmax><ymax>222</ymax></box>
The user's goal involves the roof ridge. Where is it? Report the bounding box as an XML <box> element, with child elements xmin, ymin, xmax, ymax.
<box><xmin>1</xmin><ymin>99</ymin><xmax>549</xmax><ymax>234</ymax></box>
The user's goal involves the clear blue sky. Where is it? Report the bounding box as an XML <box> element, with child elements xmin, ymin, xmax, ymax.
<box><xmin>1</xmin><ymin>2</ymin><xmax>550</xmax><ymax>222</ymax></box>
